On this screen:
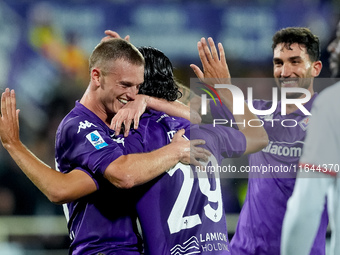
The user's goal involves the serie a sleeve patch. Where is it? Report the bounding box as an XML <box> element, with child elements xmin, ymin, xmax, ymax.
<box><xmin>86</xmin><ymin>130</ymin><xmax>108</xmax><ymax>150</ymax></box>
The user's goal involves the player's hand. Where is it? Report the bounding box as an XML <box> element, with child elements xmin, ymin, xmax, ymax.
<box><xmin>101</xmin><ymin>30</ymin><xmax>130</xmax><ymax>43</ymax></box>
<box><xmin>190</xmin><ymin>37</ymin><xmax>234</xmax><ymax>108</ymax></box>
<box><xmin>190</xmin><ymin>139</ymin><xmax>211</xmax><ymax>167</ymax></box>
<box><xmin>171</xmin><ymin>129</ymin><xmax>211</xmax><ymax>166</ymax></box>
<box><xmin>110</xmin><ymin>95</ymin><xmax>148</xmax><ymax>137</ymax></box>
<box><xmin>0</xmin><ymin>88</ymin><xmax>20</xmax><ymax>148</ymax></box>
<box><xmin>190</xmin><ymin>37</ymin><xmax>231</xmax><ymax>84</ymax></box>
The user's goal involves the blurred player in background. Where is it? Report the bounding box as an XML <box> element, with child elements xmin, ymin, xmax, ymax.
<box><xmin>328</xmin><ymin>20</ymin><xmax>340</xmax><ymax>78</ymax></box>
<box><xmin>190</xmin><ymin>27</ymin><xmax>328</xmax><ymax>255</ymax></box>
<box><xmin>281</xmin><ymin>20</ymin><xmax>340</xmax><ymax>255</ymax></box>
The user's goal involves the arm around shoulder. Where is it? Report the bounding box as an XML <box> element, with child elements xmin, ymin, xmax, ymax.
<box><xmin>103</xmin><ymin>129</ymin><xmax>192</xmax><ymax>189</ymax></box>
<box><xmin>147</xmin><ymin>96</ymin><xmax>202</xmax><ymax>124</ymax></box>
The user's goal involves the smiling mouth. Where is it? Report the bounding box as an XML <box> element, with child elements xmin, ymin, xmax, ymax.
<box><xmin>280</xmin><ymin>79</ymin><xmax>299</xmax><ymax>87</ymax></box>
<box><xmin>118</xmin><ymin>98</ymin><xmax>128</xmax><ymax>104</ymax></box>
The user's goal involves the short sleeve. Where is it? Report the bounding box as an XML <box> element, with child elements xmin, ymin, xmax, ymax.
<box><xmin>56</xmin><ymin>118</ymin><xmax>124</xmax><ymax>176</ymax></box>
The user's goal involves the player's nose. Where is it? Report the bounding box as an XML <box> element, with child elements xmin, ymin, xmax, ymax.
<box><xmin>126</xmin><ymin>86</ymin><xmax>138</xmax><ymax>100</ymax></box>
<box><xmin>280</xmin><ymin>64</ymin><xmax>292</xmax><ymax>78</ymax></box>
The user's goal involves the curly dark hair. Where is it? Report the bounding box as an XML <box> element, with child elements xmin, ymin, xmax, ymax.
<box><xmin>137</xmin><ymin>46</ymin><xmax>182</xmax><ymax>101</ymax></box>
<box><xmin>272</xmin><ymin>27</ymin><xmax>320</xmax><ymax>62</ymax></box>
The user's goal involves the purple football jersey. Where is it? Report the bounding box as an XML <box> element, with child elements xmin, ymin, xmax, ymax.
<box><xmin>124</xmin><ymin>110</ymin><xmax>247</xmax><ymax>255</ymax></box>
<box><xmin>55</xmin><ymin>102</ymin><xmax>142</xmax><ymax>255</ymax></box>
<box><xmin>210</xmin><ymin>96</ymin><xmax>328</xmax><ymax>255</ymax></box>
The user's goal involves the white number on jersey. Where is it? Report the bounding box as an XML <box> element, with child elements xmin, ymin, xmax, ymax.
<box><xmin>167</xmin><ymin>155</ymin><xmax>223</xmax><ymax>234</ymax></box>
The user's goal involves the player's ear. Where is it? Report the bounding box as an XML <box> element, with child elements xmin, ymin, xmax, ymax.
<box><xmin>91</xmin><ymin>68</ymin><xmax>102</xmax><ymax>87</ymax></box>
<box><xmin>311</xmin><ymin>60</ymin><xmax>322</xmax><ymax>77</ymax></box>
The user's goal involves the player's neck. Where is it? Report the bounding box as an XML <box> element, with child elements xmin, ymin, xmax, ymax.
<box><xmin>80</xmin><ymin>92</ymin><xmax>111</xmax><ymax>127</ymax></box>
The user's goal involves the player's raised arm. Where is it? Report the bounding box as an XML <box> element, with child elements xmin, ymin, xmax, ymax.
<box><xmin>191</xmin><ymin>37</ymin><xmax>268</xmax><ymax>154</ymax></box>
<box><xmin>190</xmin><ymin>37</ymin><xmax>231</xmax><ymax>85</ymax></box>
<box><xmin>0</xmin><ymin>88</ymin><xmax>97</xmax><ymax>204</ymax></box>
